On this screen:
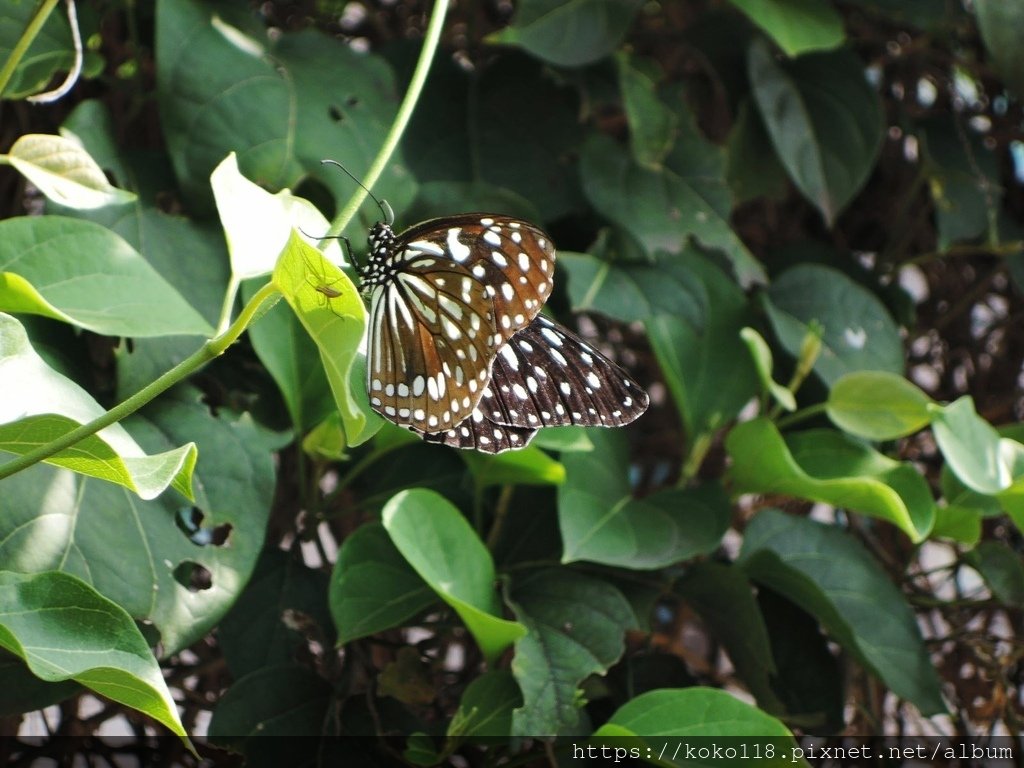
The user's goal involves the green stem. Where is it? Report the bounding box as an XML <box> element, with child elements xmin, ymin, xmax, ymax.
<box><xmin>774</xmin><ymin>401</ymin><xmax>827</xmax><ymax>431</ymax></box>
<box><xmin>0</xmin><ymin>282</ymin><xmax>281</xmax><ymax>482</ymax></box>
<box><xmin>0</xmin><ymin>0</ymin><xmax>60</xmax><ymax>99</ymax></box>
<box><xmin>327</xmin><ymin>0</ymin><xmax>451</xmax><ymax>237</ymax></box>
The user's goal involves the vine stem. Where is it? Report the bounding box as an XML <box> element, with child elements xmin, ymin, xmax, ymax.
<box><xmin>327</xmin><ymin>0</ymin><xmax>451</xmax><ymax>238</ymax></box>
<box><xmin>0</xmin><ymin>0</ymin><xmax>451</xmax><ymax>482</ymax></box>
<box><xmin>0</xmin><ymin>0</ymin><xmax>61</xmax><ymax>98</ymax></box>
<box><xmin>0</xmin><ymin>283</ymin><xmax>281</xmax><ymax>482</ymax></box>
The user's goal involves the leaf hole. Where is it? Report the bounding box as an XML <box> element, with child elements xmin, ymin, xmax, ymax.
<box><xmin>173</xmin><ymin>561</ymin><xmax>213</xmax><ymax>592</ymax></box>
<box><xmin>329</xmin><ymin>105</ymin><xmax>345</xmax><ymax>122</ymax></box>
<box><xmin>175</xmin><ymin>506</ymin><xmax>232</xmax><ymax>546</ymax></box>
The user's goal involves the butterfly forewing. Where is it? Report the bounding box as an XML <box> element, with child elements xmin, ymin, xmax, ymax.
<box><xmin>366</xmin><ymin>255</ymin><xmax>498</xmax><ymax>431</ymax></box>
<box><xmin>393</xmin><ymin>214</ymin><xmax>556</xmax><ymax>344</ymax></box>
<box><xmin>363</xmin><ymin>213</ymin><xmax>558</xmax><ymax>433</ymax></box>
<box><xmin>413</xmin><ymin>315</ymin><xmax>649</xmax><ymax>454</ymax></box>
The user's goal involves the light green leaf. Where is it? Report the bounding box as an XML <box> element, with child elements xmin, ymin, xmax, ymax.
<box><xmin>329</xmin><ymin>523</ymin><xmax>436</xmax><ymax>644</ymax></box>
<box><xmin>273</xmin><ymin>231</ymin><xmax>378</xmax><ymax>448</ymax></box>
<box><xmin>463</xmin><ymin>446</ymin><xmax>566</xmax><ymax>488</ymax></box>
<box><xmin>741</xmin><ymin>326</ymin><xmax>796</xmax><ymax>412</ymax></box>
<box><xmin>749</xmin><ymin>40</ymin><xmax>883</xmax><ymax>224</ymax></box>
<box><xmin>211</xmin><ymin>153</ymin><xmax>344</xmax><ymax>281</ymax></box>
<box><xmin>738</xmin><ymin>510</ymin><xmax>946</xmax><ymax>715</ymax></box>
<box><xmin>560</xmin><ymin>430</ymin><xmax>730</xmax><ymax>569</ymax></box>
<box><xmin>726</xmin><ymin>419</ymin><xmax>933</xmax><ymax>541</ymax></box>
<box><xmin>508</xmin><ymin>569</ymin><xmax>634</xmax><ymax>736</ymax></box>
<box><xmin>0</xmin><ymin>216</ymin><xmax>212</xmax><ymax>337</ymax></box>
<box><xmin>0</xmin><ymin>571</ymin><xmax>188</xmax><ymax>745</ymax></box>
<box><xmin>0</xmin><ymin>313</ymin><xmax>196</xmax><ymax>500</ymax></box>
<box><xmin>382</xmin><ymin>490</ymin><xmax>526</xmax><ymax>665</ymax></box>
<box><xmin>0</xmin><ymin>388</ymin><xmax>277</xmax><ymax>655</ymax></box>
<box><xmin>728</xmin><ymin>0</ymin><xmax>845</xmax><ymax>56</ymax></box>
<box><xmin>827</xmin><ymin>371</ymin><xmax>934</xmax><ymax>439</ymax></box>
<box><xmin>931</xmin><ymin>396</ymin><xmax>1011</xmax><ymax>495</ymax></box>
<box><xmin>8</xmin><ymin>134</ymin><xmax>136</xmax><ymax>209</ymax></box>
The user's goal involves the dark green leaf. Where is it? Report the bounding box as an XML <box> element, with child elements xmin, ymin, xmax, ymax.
<box><xmin>448</xmin><ymin>670</ymin><xmax>522</xmax><ymax>739</ymax></box>
<box><xmin>738</xmin><ymin>510</ymin><xmax>946</xmax><ymax>715</ymax></box>
<box><xmin>966</xmin><ymin>541</ymin><xmax>1024</xmax><ymax>608</ymax></box>
<box><xmin>507</xmin><ymin>569</ymin><xmax>634</xmax><ymax>736</ymax></box>
<box><xmin>975</xmin><ymin>0</ymin><xmax>1024</xmax><ymax>100</ymax></box>
<box><xmin>764</xmin><ymin>264</ymin><xmax>904</xmax><ymax>385</ymax></box>
<box><xmin>560</xmin><ymin>430</ymin><xmax>730</xmax><ymax>568</ymax></box>
<box><xmin>489</xmin><ymin>0</ymin><xmax>644</xmax><ymax>68</ymax></box>
<box><xmin>749</xmin><ymin>41</ymin><xmax>883</xmax><ymax>225</ymax></box>
<box><xmin>329</xmin><ymin>523</ymin><xmax>436</xmax><ymax>644</ymax></box>
<box><xmin>616</xmin><ymin>53</ymin><xmax>678</xmax><ymax>167</ymax></box>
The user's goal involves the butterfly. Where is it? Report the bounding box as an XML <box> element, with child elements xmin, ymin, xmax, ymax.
<box><xmin>324</xmin><ymin>161</ymin><xmax>648</xmax><ymax>452</ymax></box>
<box><xmin>359</xmin><ymin>211</ymin><xmax>555</xmax><ymax>434</ymax></box>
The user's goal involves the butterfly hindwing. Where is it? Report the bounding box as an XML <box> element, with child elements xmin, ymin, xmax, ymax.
<box><xmin>412</xmin><ymin>315</ymin><xmax>648</xmax><ymax>454</ymax></box>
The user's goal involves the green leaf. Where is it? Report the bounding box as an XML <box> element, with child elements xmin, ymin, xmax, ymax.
<box><xmin>930</xmin><ymin>505</ymin><xmax>982</xmax><ymax>545</ymax></box>
<box><xmin>646</xmin><ymin>250</ymin><xmax>759</xmax><ymax>441</ymax></box>
<box><xmin>560</xmin><ymin>430</ymin><xmax>730</xmax><ymax>569</ymax></box>
<box><xmin>931</xmin><ymin>396</ymin><xmax>1011</xmax><ymax>495</ymax></box>
<box><xmin>616</xmin><ymin>53</ymin><xmax>678</xmax><ymax>167</ymax></box>
<box><xmin>448</xmin><ymin>670</ymin><xmax>522</xmax><ymax>739</ymax></box>
<box><xmin>531</xmin><ymin>426</ymin><xmax>594</xmax><ymax>453</ymax></box>
<box><xmin>0</xmin><ymin>388</ymin><xmax>277</xmax><ymax>654</ymax></box>
<box><xmin>581</xmin><ymin>133</ymin><xmax>766</xmax><ymax>287</ymax></box>
<box><xmin>208</xmin><ymin>663</ymin><xmax>331</xmax><ymax>758</ymax></box>
<box><xmin>8</xmin><ymin>134</ymin><xmax>136</xmax><ymax>209</ymax></box>
<box><xmin>508</xmin><ymin>569</ymin><xmax>634</xmax><ymax>736</ymax></box>
<box><xmin>966</xmin><ymin>541</ymin><xmax>1024</xmax><ymax>608</ymax></box>
<box><xmin>488</xmin><ymin>0</ymin><xmax>644</xmax><ymax>68</ymax></box>
<box><xmin>329</xmin><ymin>523</ymin><xmax>436</xmax><ymax>644</ymax></box>
<box><xmin>0</xmin><ymin>653</ymin><xmax>80</xmax><ymax>716</ymax></box>
<box><xmin>156</xmin><ymin>0</ymin><xmax>409</xmax><ymax>213</ymax></box>
<box><xmin>740</xmin><ymin>327</ymin><xmax>796</xmax><ymax>412</ymax></box>
<box><xmin>918</xmin><ymin>117</ymin><xmax>1002</xmax><ymax>250</ymax></box>
<box><xmin>0</xmin><ymin>571</ymin><xmax>188</xmax><ymax>743</ymax></box>
<box><xmin>726</xmin><ymin>98</ymin><xmax>790</xmax><ymax>205</ymax></box>
<box><xmin>677</xmin><ymin>562</ymin><xmax>784</xmax><ymax>714</ymax></box>
<box><xmin>595</xmin><ymin>688</ymin><xmax>797</xmax><ymax>747</ymax></box>
<box><xmin>273</xmin><ymin>231</ymin><xmax>379</xmax><ymax>448</ymax></box>
<box><xmin>764</xmin><ymin>264</ymin><xmax>903</xmax><ymax>386</ymax></box>
<box><xmin>462</xmin><ymin>446</ymin><xmax>566</xmax><ymax>488</ymax></box>
<box><xmin>738</xmin><ymin>510</ymin><xmax>947</xmax><ymax>716</ymax></box>
<box><xmin>975</xmin><ymin>0</ymin><xmax>1024</xmax><ymax>100</ymax></box>
<box><xmin>728</xmin><ymin>0</ymin><xmax>845</xmax><ymax>56</ymax></box>
<box><xmin>749</xmin><ymin>41</ymin><xmax>883</xmax><ymax>225</ymax></box>
<box><xmin>826</xmin><ymin>371</ymin><xmax>934</xmax><ymax>439</ymax></box>
<box><xmin>0</xmin><ymin>216</ymin><xmax>212</xmax><ymax>337</ymax></box>
<box><xmin>0</xmin><ymin>0</ymin><xmax>75</xmax><ymax>100</ymax></box>
<box><xmin>0</xmin><ymin>314</ymin><xmax>197</xmax><ymax>500</ymax></box>
<box><xmin>726</xmin><ymin>419</ymin><xmax>933</xmax><ymax>542</ymax></box>
<box><xmin>218</xmin><ymin>549</ymin><xmax>333</xmax><ymax>680</ymax></box>
<box><xmin>382</xmin><ymin>490</ymin><xmax>526</xmax><ymax>664</ymax></box>
<box><xmin>212</xmin><ymin>153</ymin><xmax>345</xmax><ymax>281</ymax></box>
<box><xmin>560</xmin><ymin>250</ymin><xmax>705</xmax><ymax>325</ymax></box>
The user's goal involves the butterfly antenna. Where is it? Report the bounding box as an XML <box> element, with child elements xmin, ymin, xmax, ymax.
<box><xmin>321</xmin><ymin>159</ymin><xmax>394</xmax><ymax>226</ymax></box>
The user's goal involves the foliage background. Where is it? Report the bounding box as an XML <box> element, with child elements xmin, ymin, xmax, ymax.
<box><xmin>1</xmin><ymin>0</ymin><xmax>1023</xmax><ymax>763</ymax></box>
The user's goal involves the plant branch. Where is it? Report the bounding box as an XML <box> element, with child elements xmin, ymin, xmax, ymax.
<box><xmin>0</xmin><ymin>282</ymin><xmax>281</xmax><ymax>482</ymax></box>
<box><xmin>326</xmin><ymin>0</ymin><xmax>451</xmax><ymax>237</ymax></box>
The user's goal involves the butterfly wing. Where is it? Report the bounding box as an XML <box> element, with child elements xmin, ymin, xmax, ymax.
<box><xmin>366</xmin><ymin>214</ymin><xmax>558</xmax><ymax>433</ymax></box>
<box><xmin>393</xmin><ymin>214</ymin><xmax>556</xmax><ymax>344</ymax></box>
<box><xmin>415</xmin><ymin>315</ymin><xmax>649</xmax><ymax>454</ymax></box>
<box><xmin>366</xmin><ymin>254</ymin><xmax>498</xmax><ymax>432</ymax></box>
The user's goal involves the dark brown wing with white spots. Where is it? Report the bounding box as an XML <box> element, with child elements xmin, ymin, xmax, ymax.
<box><xmin>413</xmin><ymin>315</ymin><xmax>648</xmax><ymax>454</ymax></box>
<box><xmin>480</xmin><ymin>315</ymin><xmax>648</xmax><ymax>430</ymax></box>
<box><xmin>366</xmin><ymin>255</ymin><xmax>498</xmax><ymax>432</ymax></box>
<box><xmin>393</xmin><ymin>214</ymin><xmax>556</xmax><ymax>345</ymax></box>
